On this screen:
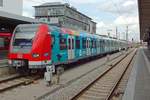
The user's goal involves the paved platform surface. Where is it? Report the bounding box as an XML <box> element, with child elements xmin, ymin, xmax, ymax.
<box><xmin>123</xmin><ymin>47</ymin><xmax>150</xmax><ymax>100</ymax></box>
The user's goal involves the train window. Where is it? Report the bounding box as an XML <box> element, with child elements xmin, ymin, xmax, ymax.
<box><xmin>72</xmin><ymin>39</ymin><xmax>74</xmax><ymax>49</ymax></box>
<box><xmin>60</xmin><ymin>38</ymin><xmax>67</xmax><ymax>50</ymax></box>
<box><xmin>97</xmin><ymin>41</ymin><xmax>99</xmax><ymax>48</ymax></box>
<box><xmin>91</xmin><ymin>40</ymin><xmax>94</xmax><ymax>48</ymax></box>
<box><xmin>82</xmin><ymin>39</ymin><xmax>86</xmax><ymax>49</ymax></box>
<box><xmin>15</xmin><ymin>26</ymin><xmax>37</xmax><ymax>34</ymax></box>
<box><xmin>0</xmin><ymin>27</ymin><xmax>10</xmax><ymax>33</ymax></box>
<box><xmin>94</xmin><ymin>40</ymin><xmax>97</xmax><ymax>48</ymax></box>
<box><xmin>100</xmin><ymin>40</ymin><xmax>102</xmax><ymax>47</ymax></box>
<box><xmin>68</xmin><ymin>39</ymin><xmax>71</xmax><ymax>49</ymax></box>
<box><xmin>96</xmin><ymin>41</ymin><xmax>98</xmax><ymax>48</ymax></box>
<box><xmin>93</xmin><ymin>40</ymin><xmax>96</xmax><ymax>48</ymax></box>
<box><xmin>88</xmin><ymin>40</ymin><xmax>90</xmax><ymax>48</ymax></box>
<box><xmin>95</xmin><ymin>41</ymin><xmax>97</xmax><ymax>48</ymax></box>
<box><xmin>91</xmin><ymin>40</ymin><xmax>93</xmax><ymax>48</ymax></box>
<box><xmin>76</xmin><ymin>40</ymin><xmax>80</xmax><ymax>49</ymax></box>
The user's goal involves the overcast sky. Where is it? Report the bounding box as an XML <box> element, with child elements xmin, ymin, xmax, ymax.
<box><xmin>23</xmin><ymin>0</ymin><xmax>139</xmax><ymax>42</ymax></box>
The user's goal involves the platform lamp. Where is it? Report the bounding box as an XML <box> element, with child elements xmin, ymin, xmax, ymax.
<box><xmin>107</xmin><ymin>29</ymin><xmax>112</xmax><ymax>37</ymax></box>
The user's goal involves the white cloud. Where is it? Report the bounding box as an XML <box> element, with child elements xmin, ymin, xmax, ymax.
<box><xmin>97</xmin><ymin>22</ymin><xmax>105</xmax><ymax>28</ymax></box>
<box><xmin>123</xmin><ymin>1</ymin><xmax>135</xmax><ymax>7</ymax></box>
<box><xmin>114</xmin><ymin>16</ymin><xmax>138</xmax><ymax>25</ymax></box>
<box><xmin>70</xmin><ymin>0</ymin><xmax>99</xmax><ymax>4</ymax></box>
<box><xmin>97</xmin><ymin>0</ymin><xmax>137</xmax><ymax>16</ymax></box>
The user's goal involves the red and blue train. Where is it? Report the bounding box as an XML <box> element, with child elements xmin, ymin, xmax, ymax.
<box><xmin>8</xmin><ymin>24</ymin><xmax>128</xmax><ymax>73</ymax></box>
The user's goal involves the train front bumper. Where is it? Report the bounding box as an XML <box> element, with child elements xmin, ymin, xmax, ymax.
<box><xmin>8</xmin><ymin>59</ymin><xmax>51</xmax><ymax>69</ymax></box>
<box><xmin>8</xmin><ymin>59</ymin><xmax>27</xmax><ymax>67</ymax></box>
<box><xmin>28</xmin><ymin>60</ymin><xmax>51</xmax><ymax>68</ymax></box>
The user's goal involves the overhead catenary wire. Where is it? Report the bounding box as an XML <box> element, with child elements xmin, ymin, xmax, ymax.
<box><xmin>109</xmin><ymin>0</ymin><xmax>140</xmax><ymax>41</ymax></box>
<box><xmin>109</xmin><ymin>0</ymin><xmax>129</xmax><ymax>25</ymax></box>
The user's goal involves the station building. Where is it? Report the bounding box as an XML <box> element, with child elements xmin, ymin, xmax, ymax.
<box><xmin>34</xmin><ymin>2</ymin><xmax>96</xmax><ymax>34</ymax></box>
<box><xmin>0</xmin><ymin>0</ymin><xmax>23</xmax><ymax>15</ymax></box>
<box><xmin>0</xmin><ymin>0</ymin><xmax>37</xmax><ymax>52</ymax></box>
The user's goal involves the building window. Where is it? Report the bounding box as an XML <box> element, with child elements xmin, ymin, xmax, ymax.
<box><xmin>0</xmin><ymin>0</ymin><xmax>3</xmax><ymax>7</ymax></box>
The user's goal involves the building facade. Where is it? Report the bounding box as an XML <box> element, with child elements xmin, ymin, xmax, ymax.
<box><xmin>34</xmin><ymin>2</ymin><xmax>96</xmax><ymax>34</ymax></box>
<box><xmin>0</xmin><ymin>0</ymin><xmax>23</xmax><ymax>15</ymax></box>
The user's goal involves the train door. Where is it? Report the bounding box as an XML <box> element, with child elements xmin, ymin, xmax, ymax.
<box><xmin>88</xmin><ymin>39</ymin><xmax>91</xmax><ymax>55</ymax></box>
<box><xmin>68</xmin><ymin>36</ymin><xmax>75</xmax><ymax>60</ymax></box>
<box><xmin>91</xmin><ymin>39</ymin><xmax>94</xmax><ymax>54</ymax></box>
<box><xmin>97</xmin><ymin>40</ymin><xmax>100</xmax><ymax>54</ymax></box>
<box><xmin>86</xmin><ymin>38</ymin><xmax>90</xmax><ymax>56</ymax></box>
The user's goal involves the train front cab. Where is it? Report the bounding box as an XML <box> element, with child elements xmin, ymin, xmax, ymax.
<box><xmin>9</xmin><ymin>24</ymin><xmax>52</xmax><ymax>70</ymax></box>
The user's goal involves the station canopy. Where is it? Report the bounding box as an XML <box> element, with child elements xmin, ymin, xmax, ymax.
<box><xmin>0</xmin><ymin>11</ymin><xmax>38</xmax><ymax>33</ymax></box>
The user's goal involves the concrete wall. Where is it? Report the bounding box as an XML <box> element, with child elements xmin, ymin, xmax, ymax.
<box><xmin>0</xmin><ymin>0</ymin><xmax>23</xmax><ymax>15</ymax></box>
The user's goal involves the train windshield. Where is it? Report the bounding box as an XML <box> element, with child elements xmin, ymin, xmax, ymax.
<box><xmin>12</xmin><ymin>24</ymin><xmax>39</xmax><ymax>53</ymax></box>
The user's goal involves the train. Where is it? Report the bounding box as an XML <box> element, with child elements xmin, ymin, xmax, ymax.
<box><xmin>8</xmin><ymin>24</ymin><xmax>128</xmax><ymax>73</ymax></box>
<box><xmin>0</xmin><ymin>28</ymin><xmax>12</xmax><ymax>51</ymax></box>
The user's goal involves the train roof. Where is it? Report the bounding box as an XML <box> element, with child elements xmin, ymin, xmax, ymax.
<box><xmin>16</xmin><ymin>23</ymin><xmax>127</xmax><ymax>43</ymax></box>
<box><xmin>45</xmin><ymin>24</ymin><xmax>128</xmax><ymax>43</ymax></box>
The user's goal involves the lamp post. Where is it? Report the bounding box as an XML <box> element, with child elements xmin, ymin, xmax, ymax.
<box><xmin>107</xmin><ymin>29</ymin><xmax>112</xmax><ymax>37</ymax></box>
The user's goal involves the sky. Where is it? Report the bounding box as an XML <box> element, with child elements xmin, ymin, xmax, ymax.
<box><xmin>23</xmin><ymin>0</ymin><xmax>140</xmax><ymax>42</ymax></box>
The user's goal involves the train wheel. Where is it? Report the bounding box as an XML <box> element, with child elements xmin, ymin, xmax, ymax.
<box><xmin>16</xmin><ymin>66</ymin><xmax>31</xmax><ymax>76</ymax></box>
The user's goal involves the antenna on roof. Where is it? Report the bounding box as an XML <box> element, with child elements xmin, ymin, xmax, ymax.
<box><xmin>63</xmin><ymin>0</ymin><xmax>70</xmax><ymax>5</ymax></box>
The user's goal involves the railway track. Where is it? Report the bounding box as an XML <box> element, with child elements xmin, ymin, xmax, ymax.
<box><xmin>0</xmin><ymin>74</ymin><xmax>21</xmax><ymax>84</ymax></box>
<box><xmin>0</xmin><ymin>74</ymin><xmax>41</xmax><ymax>93</ymax></box>
<box><xmin>108</xmin><ymin>51</ymin><xmax>136</xmax><ymax>100</ymax></box>
<box><xmin>71</xmin><ymin>49</ymin><xmax>136</xmax><ymax>100</ymax></box>
<box><xmin>0</xmin><ymin>59</ymin><xmax>8</xmax><ymax>67</ymax></box>
<box><xmin>37</xmin><ymin>49</ymin><xmax>135</xmax><ymax>100</ymax></box>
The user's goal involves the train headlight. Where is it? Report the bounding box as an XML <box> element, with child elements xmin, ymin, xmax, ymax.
<box><xmin>32</xmin><ymin>53</ymin><xmax>40</xmax><ymax>58</ymax></box>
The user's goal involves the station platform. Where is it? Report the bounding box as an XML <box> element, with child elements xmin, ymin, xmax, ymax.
<box><xmin>123</xmin><ymin>47</ymin><xmax>150</xmax><ymax>100</ymax></box>
<box><xmin>0</xmin><ymin>50</ymin><xmax>8</xmax><ymax>60</ymax></box>
<box><xmin>0</xmin><ymin>50</ymin><xmax>15</xmax><ymax>76</ymax></box>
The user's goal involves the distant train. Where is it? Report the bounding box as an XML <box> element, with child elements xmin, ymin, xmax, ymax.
<box><xmin>0</xmin><ymin>28</ymin><xmax>12</xmax><ymax>51</ymax></box>
<box><xmin>8</xmin><ymin>24</ymin><xmax>128</xmax><ymax>73</ymax></box>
